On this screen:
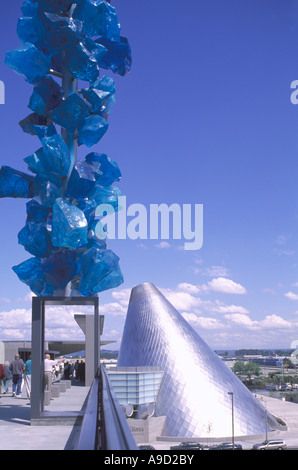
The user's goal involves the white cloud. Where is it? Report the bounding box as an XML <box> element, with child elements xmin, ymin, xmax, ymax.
<box><xmin>258</xmin><ymin>314</ymin><xmax>292</xmax><ymax>329</ymax></box>
<box><xmin>111</xmin><ymin>288</ymin><xmax>131</xmax><ymax>308</ymax></box>
<box><xmin>182</xmin><ymin>312</ymin><xmax>224</xmax><ymax>329</ymax></box>
<box><xmin>276</xmin><ymin>234</ymin><xmax>288</xmax><ymax>245</ymax></box>
<box><xmin>0</xmin><ymin>306</ymin><xmax>87</xmax><ymax>341</ymax></box>
<box><xmin>0</xmin><ymin>308</ymin><xmax>31</xmax><ymax>329</ymax></box>
<box><xmin>285</xmin><ymin>291</ymin><xmax>298</xmax><ymax>300</ymax></box>
<box><xmin>1</xmin><ymin>329</ymin><xmax>27</xmax><ymax>339</ymax></box>
<box><xmin>99</xmin><ymin>302</ymin><xmax>127</xmax><ymax>317</ymax></box>
<box><xmin>273</xmin><ymin>248</ymin><xmax>295</xmax><ymax>256</ymax></box>
<box><xmin>177</xmin><ymin>282</ymin><xmax>200</xmax><ymax>295</ymax></box>
<box><xmin>224</xmin><ymin>313</ymin><xmax>257</xmax><ymax>328</ymax></box>
<box><xmin>161</xmin><ymin>288</ymin><xmax>201</xmax><ymax>311</ymax></box>
<box><xmin>223</xmin><ymin>313</ymin><xmax>292</xmax><ymax>331</ymax></box>
<box><xmin>262</xmin><ymin>288</ymin><xmax>277</xmax><ymax>295</ymax></box>
<box><xmin>207</xmin><ymin>277</ymin><xmax>247</xmax><ymax>294</ymax></box>
<box><xmin>204</xmin><ymin>266</ymin><xmax>229</xmax><ymax>277</ymax></box>
<box><xmin>154</xmin><ymin>241</ymin><xmax>171</xmax><ymax>249</ymax></box>
<box><xmin>209</xmin><ymin>302</ymin><xmax>249</xmax><ymax>315</ymax></box>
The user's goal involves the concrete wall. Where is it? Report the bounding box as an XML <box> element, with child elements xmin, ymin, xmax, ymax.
<box><xmin>0</xmin><ymin>342</ymin><xmax>4</xmax><ymax>364</ymax></box>
<box><xmin>3</xmin><ymin>341</ymin><xmax>34</xmax><ymax>363</ymax></box>
<box><xmin>127</xmin><ymin>416</ymin><xmax>166</xmax><ymax>443</ymax></box>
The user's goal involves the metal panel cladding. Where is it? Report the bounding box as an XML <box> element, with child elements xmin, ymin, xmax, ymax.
<box><xmin>117</xmin><ymin>283</ymin><xmax>280</xmax><ymax>438</ymax></box>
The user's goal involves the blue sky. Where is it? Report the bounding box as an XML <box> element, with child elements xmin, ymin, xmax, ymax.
<box><xmin>1</xmin><ymin>0</ymin><xmax>298</xmax><ymax>350</ymax></box>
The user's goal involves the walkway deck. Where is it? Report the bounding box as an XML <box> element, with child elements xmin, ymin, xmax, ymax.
<box><xmin>0</xmin><ymin>380</ymin><xmax>90</xmax><ymax>450</ymax></box>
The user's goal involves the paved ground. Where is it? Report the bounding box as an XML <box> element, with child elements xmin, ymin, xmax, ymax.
<box><xmin>0</xmin><ymin>379</ymin><xmax>90</xmax><ymax>450</ymax></box>
<box><xmin>2</xmin><ymin>386</ymin><xmax>298</xmax><ymax>451</ymax></box>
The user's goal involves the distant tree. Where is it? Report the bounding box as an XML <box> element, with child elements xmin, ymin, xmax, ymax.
<box><xmin>232</xmin><ymin>361</ymin><xmax>260</xmax><ymax>377</ymax></box>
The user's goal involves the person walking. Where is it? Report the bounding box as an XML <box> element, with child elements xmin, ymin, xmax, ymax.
<box><xmin>24</xmin><ymin>355</ymin><xmax>32</xmax><ymax>401</ymax></box>
<box><xmin>10</xmin><ymin>354</ymin><xmax>25</xmax><ymax>397</ymax></box>
<box><xmin>3</xmin><ymin>361</ymin><xmax>12</xmax><ymax>394</ymax></box>
<box><xmin>44</xmin><ymin>354</ymin><xmax>64</xmax><ymax>399</ymax></box>
<box><xmin>0</xmin><ymin>362</ymin><xmax>6</xmax><ymax>397</ymax></box>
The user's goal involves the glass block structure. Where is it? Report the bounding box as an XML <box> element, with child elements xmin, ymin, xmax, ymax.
<box><xmin>118</xmin><ymin>283</ymin><xmax>281</xmax><ymax>438</ymax></box>
<box><xmin>107</xmin><ymin>366</ymin><xmax>163</xmax><ymax>407</ymax></box>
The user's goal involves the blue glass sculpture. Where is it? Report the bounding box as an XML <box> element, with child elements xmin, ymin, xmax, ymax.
<box><xmin>1</xmin><ymin>0</ymin><xmax>131</xmax><ymax>297</ymax></box>
<box><xmin>5</xmin><ymin>43</ymin><xmax>51</xmax><ymax>84</ymax></box>
<box><xmin>28</xmin><ymin>75</ymin><xmax>63</xmax><ymax>116</ymax></box>
<box><xmin>51</xmin><ymin>197</ymin><xmax>88</xmax><ymax>249</ymax></box>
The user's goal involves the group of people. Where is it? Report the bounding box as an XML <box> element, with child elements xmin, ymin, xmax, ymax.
<box><xmin>0</xmin><ymin>354</ymin><xmax>86</xmax><ymax>402</ymax></box>
<box><xmin>43</xmin><ymin>355</ymin><xmax>85</xmax><ymax>398</ymax></box>
<box><xmin>0</xmin><ymin>354</ymin><xmax>31</xmax><ymax>400</ymax></box>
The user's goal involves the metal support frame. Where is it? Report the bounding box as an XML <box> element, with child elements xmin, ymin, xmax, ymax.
<box><xmin>31</xmin><ymin>296</ymin><xmax>99</xmax><ymax>422</ymax></box>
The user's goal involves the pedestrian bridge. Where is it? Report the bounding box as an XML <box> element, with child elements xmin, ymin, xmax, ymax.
<box><xmin>0</xmin><ymin>364</ymin><xmax>137</xmax><ymax>450</ymax></box>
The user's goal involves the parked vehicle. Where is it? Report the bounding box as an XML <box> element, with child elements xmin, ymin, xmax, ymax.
<box><xmin>170</xmin><ymin>441</ymin><xmax>207</xmax><ymax>450</ymax></box>
<box><xmin>252</xmin><ymin>440</ymin><xmax>287</xmax><ymax>450</ymax></box>
<box><xmin>209</xmin><ymin>442</ymin><xmax>242</xmax><ymax>450</ymax></box>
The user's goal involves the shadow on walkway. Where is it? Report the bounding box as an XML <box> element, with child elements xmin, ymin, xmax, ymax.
<box><xmin>0</xmin><ymin>396</ymin><xmax>31</xmax><ymax>425</ymax></box>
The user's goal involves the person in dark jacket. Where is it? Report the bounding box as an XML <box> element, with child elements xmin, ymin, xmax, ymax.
<box><xmin>10</xmin><ymin>354</ymin><xmax>25</xmax><ymax>397</ymax></box>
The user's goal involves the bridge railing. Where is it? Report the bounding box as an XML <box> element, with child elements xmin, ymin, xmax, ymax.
<box><xmin>75</xmin><ymin>364</ymin><xmax>138</xmax><ymax>450</ymax></box>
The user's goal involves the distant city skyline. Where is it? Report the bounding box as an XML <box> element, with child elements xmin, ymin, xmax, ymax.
<box><xmin>2</xmin><ymin>1</ymin><xmax>298</xmax><ymax>351</ymax></box>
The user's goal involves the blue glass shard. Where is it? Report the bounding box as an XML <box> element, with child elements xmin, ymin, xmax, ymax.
<box><xmin>77</xmin><ymin>115</ymin><xmax>109</xmax><ymax>147</ymax></box>
<box><xmin>73</xmin><ymin>0</ymin><xmax>121</xmax><ymax>40</ymax></box>
<box><xmin>26</xmin><ymin>199</ymin><xmax>50</xmax><ymax>224</ymax></box>
<box><xmin>21</xmin><ymin>0</ymin><xmax>40</xmax><ymax>16</ymax></box>
<box><xmin>36</xmin><ymin>0</ymin><xmax>74</xmax><ymax>14</ymax></box>
<box><xmin>99</xmin><ymin>94</ymin><xmax>115</xmax><ymax>119</ymax></box>
<box><xmin>34</xmin><ymin>172</ymin><xmax>63</xmax><ymax>207</ymax></box>
<box><xmin>81</xmin><ymin>88</ymin><xmax>111</xmax><ymax>114</ymax></box>
<box><xmin>96</xmin><ymin>36</ymin><xmax>132</xmax><ymax>76</ymax></box>
<box><xmin>12</xmin><ymin>257</ymin><xmax>45</xmax><ymax>295</ymax></box>
<box><xmin>32</xmin><ymin>123</ymin><xmax>57</xmax><ymax>139</ymax></box>
<box><xmin>17</xmin><ymin>16</ymin><xmax>46</xmax><ymax>51</ymax></box>
<box><xmin>89</xmin><ymin>184</ymin><xmax>121</xmax><ymax>211</ymax></box>
<box><xmin>18</xmin><ymin>222</ymin><xmax>53</xmax><ymax>257</ymax></box>
<box><xmin>50</xmin><ymin>92</ymin><xmax>91</xmax><ymax>133</ymax></box>
<box><xmin>93</xmin><ymin>263</ymin><xmax>123</xmax><ymax>293</ymax></box>
<box><xmin>52</xmin><ymin>197</ymin><xmax>88</xmax><ymax>249</ymax></box>
<box><xmin>43</xmin><ymin>13</ymin><xmax>83</xmax><ymax>55</ymax></box>
<box><xmin>41</xmin><ymin>249</ymin><xmax>77</xmax><ymax>289</ymax></box>
<box><xmin>5</xmin><ymin>43</ymin><xmax>51</xmax><ymax>84</ymax></box>
<box><xmin>24</xmin><ymin>148</ymin><xmax>47</xmax><ymax>174</ymax></box>
<box><xmin>41</xmin><ymin>135</ymin><xmax>70</xmax><ymax>177</ymax></box>
<box><xmin>77</xmin><ymin>198</ymin><xmax>97</xmax><ymax>222</ymax></box>
<box><xmin>65</xmin><ymin>159</ymin><xmax>97</xmax><ymax>200</ymax></box>
<box><xmin>28</xmin><ymin>75</ymin><xmax>63</xmax><ymax>116</ymax></box>
<box><xmin>41</xmin><ymin>282</ymin><xmax>55</xmax><ymax>296</ymax></box>
<box><xmin>87</xmin><ymin>219</ymin><xmax>107</xmax><ymax>249</ymax></box>
<box><xmin>85</xmin><ymin>152</ymin><xmax>121</xmax><ymax>186</ymax></box>
<box><xmin>19</xmin><ymin>113</ymin><xmax>56</xmax><ymax>138</ymax></box>
<box><xmin>50</xmin><ymin>52</ymin><xmax>63</xmax><ymax>75</ymax></box>
<box><xmin>63</xmin><ymin>41</ymin><xmax>100</xmax><ymax>84</ymax></box>
<box><xmin>84</xmin><ymin>37</ymin><xmax>108</xmax><ymax>62</ymax></box>
<box><xmin>0</xmin><ymin>166</ymin><xmax>34</xmax><ymax>198</ymax></box>
<box><xmin>93</xmin><ymin>75</ymin><xmax>116</xmax><ymax>95</ymax></box>
<box><xmin>79</xmin><ymin>247</ymin><xmax>120</xmax><ymax>295</ymax></box>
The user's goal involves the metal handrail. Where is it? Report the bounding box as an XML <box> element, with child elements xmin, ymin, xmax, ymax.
<box><xmin>75</xmin><ymin>365</ymin><xmax>138</xmax><ymax>450</ymax></box>
<box><xmin>100</xmin><ymin>365</ymin><xmax>138</xmax><ymax>450</ymax></box>
<box><xmin>75</xmin><ymin>374</ymin><xmax>100</xmax><ymax>450</ymax></box>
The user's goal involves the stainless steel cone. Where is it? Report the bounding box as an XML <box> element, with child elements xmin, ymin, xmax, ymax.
<box><xmin>118</xmin><ymin>282</ymin><xmax>280</xmax><ymax>438</ymax></box>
